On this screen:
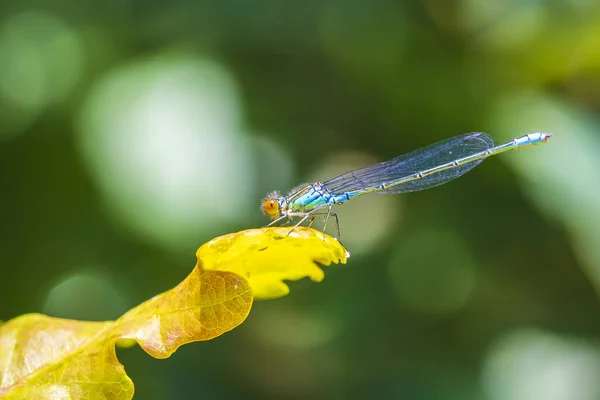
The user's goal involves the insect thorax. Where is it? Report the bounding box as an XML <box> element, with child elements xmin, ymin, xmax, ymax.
<box><xmin>286</xmin><ymin>182</ymin><xmax>333</xmax><ymax>213</ymax></box>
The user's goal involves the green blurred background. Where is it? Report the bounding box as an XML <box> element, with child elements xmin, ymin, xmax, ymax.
<box><xmin>2</xmin><ymin>1</ymin><xmax>600</xmax><ymax>399</ymax></box>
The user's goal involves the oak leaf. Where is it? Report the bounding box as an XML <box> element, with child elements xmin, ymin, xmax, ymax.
<box><xmin>0</xmin><ymin>227</ymin><xmax>348</xmax><ymax>399</ymax></box>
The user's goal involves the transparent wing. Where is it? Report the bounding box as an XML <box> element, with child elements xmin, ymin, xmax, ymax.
<box><xmin>323</xmin><ymin>132</ymin><xmax>495</xmax><ymax>195</ymax></box>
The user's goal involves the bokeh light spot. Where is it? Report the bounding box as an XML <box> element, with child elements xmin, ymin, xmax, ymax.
<box><xmin>77</xmin><ymin>53</ymin><xmax>256</xmax><ymax>251</ymax></box>
<box><xmin>249</xmin><ymin>306</ymin><xmax>342</xmax><ymax>351</ymax></box>
<box><xmin>482</xmin><ymin>328</ymin><xmax>600</xmax><ymax>400</ymax></box>
<box><xmin>44</xmin><ymin>272</ymin><xmax>126</xmax><ymax>321</ymax></box>
<box><xmin>388</xmin><ymin>229</ymin><xmax>475</xmax><ymax>315</ymax></box>
<box><xmin>0</xmin><ymin>10</ymin><xmax>83</xmax><ymax>139</ymax></box>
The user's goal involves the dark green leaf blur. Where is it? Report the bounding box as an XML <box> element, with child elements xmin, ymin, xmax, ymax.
<box><xmin>1</xmin><ymin>1</ymin><xmax>600</xmax><ymax>399</ymax></box>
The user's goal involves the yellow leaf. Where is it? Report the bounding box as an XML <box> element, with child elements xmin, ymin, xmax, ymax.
<box><xmin>198</xmin><ymin>227</ymin><xmax>349</xmax><ymax>299</ymax></box>
<box><xmin>0</xmin><ymin>227</ymin><xmax>347</xmax><ymax>399</ymax></box>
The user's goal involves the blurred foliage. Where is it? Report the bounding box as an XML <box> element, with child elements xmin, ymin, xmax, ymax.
<box><xmin>0</xmin><ymin>228</ymin><xmax>345</xmax><ymax>398</ymax></box>
<box><xmin>1</xmin><ymin>0</ymin><xmax>600</xmax><ymax>399</ymax></box>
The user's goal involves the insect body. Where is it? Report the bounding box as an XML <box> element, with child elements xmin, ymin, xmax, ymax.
<box><xmin>262</xmin><ymin>132</ymin><xmax>552</xmax><ymax>237</ymax></box>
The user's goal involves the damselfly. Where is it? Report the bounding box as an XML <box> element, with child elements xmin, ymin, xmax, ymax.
<box><xmin>261</xmin><ymin>132</ymin><xmax>552</xmax><ymax>238</ymax></box>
